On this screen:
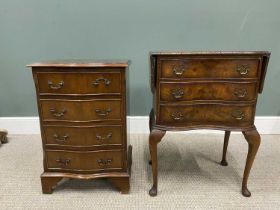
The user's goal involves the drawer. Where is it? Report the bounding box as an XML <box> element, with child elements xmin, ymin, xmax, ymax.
<box><xmin>159</xmin><ymin>104</ymin><xmax>254</xmax><ymax>127</ymax></box>
<box><xmin>40</xmin><ymin>99</ymin><xmax>121</xmax><ymax>122</ymax></box>
<box><xmin>159</xmin><ymin>81</ymin><xmax>257</xmax><ymax>102</ymax></box>
<box><xmin>37</xmin><ymin>72</ymin><xmax>121</xmax><ymax>95</ymax></box>
<box><xmin>46</xmin><ymin>150</ymin><xmax>123</xmax><ymax>172</ymax></box>
<box><xmin>160</xmin><ymin>58</ymin><xmax>259</xmax><ymax>79</ymax></box>
<box><xmin>43</xmin><ymin>125</ymin><xmax>123</xmax><ymax>147</ymax></box>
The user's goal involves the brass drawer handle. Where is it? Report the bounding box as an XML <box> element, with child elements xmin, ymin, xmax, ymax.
<box><xmin>234</xmin><ymin>89</ymin><xmax>247</xmax><ymax>98</ymax></box>
<box><xmin>48</xmin><ymin>81</ymin><xmax>64</xmax><ymax>90</ymax></box>
<box><xmin>95</xmin><ymin>108</ymin><xmax>112</xmax><ymax>117</ymax></box>
<box><xmin>56</xmin><ymin>159</ymin><xmax>70</xmax><ymax>166</ymax></box>
<box><xmin>173</xmin><ymin>67</ymin><xmax>185</xmax><ymax>76</ymax></box>
<box><xmin>97</xmin><ymin>158</ymin><xmax>112</xmax><ymax>166</ymax></box>
<box><xmin>231</xmin><ymin>110</ymin><xmax>245</xmax><ymax>120</ymax></box>
<box><xmin>96</xmin><ymin>132</ymin><xmax>113</xmax><ymax>141</ymax></box>
<box><xmin>236</xmin><ymin>64</ymin><xmax>250</xmax><ymax>75</ymax></box>
<box><xmin>171</xmin><ymin>89</ymin><xmax>184</xmax><ymax>99</ymax></box>
<box><xmin>50</xmin><ymin>108</ymin><xmax>67</xmax><ymax>117</ymax></box>
<box><xmin>171</xmin><ymin>112</ymin><xmax>183</xmax><ymax>120</ymax></box>
<box><xmin>53</xmin><ymin>134</ymin><xmax>69</xmax><ymax>142</ymax></box>
<box><xmin>93</xmin><ymin>78</ymin><xmax>111</xmax><ymax>86</ymax></box>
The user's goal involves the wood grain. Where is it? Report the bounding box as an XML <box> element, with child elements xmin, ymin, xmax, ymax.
<box><xmin>30</xmin><ymin>61</ymin><xmax>131</xmax><ymax>194</ymax></box>
<box><xmin>149</xmin><ymin>51</ymin><xmax>270</xmax><ymax>197</ymax></box>
<box><xmin>27</xmin><ymin>60</ymin><xmax>129</xmax><ymax>68</ymax></box>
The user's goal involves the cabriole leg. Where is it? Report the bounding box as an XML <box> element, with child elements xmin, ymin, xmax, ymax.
<box><xmin>149</xmin><ymin>129</ymin><xmax>166</xmax><ymax>197</ymax></box>
<box><xmin>241</xmin><ymin>129</ymin><xmax>261</xmax><ymax>197</ymax></box>
<box><xmin>221</xmin><ymin>131</ymin><xmax>231</xmax><ymax>166</ymax></box>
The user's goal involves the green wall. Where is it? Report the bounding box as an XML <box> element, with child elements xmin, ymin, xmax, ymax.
<box><xmin>0</xmin><ymin>0</ymin><xmax>279</xmax><ymax>116</ymax></box>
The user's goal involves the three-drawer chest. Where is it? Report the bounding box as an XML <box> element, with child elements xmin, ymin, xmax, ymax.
<box><xmin>148</xmin><ymin>52</ymin><xmax>270</xmax><ymax>197</ymax></box>
<box><xmin>28</xmin><ymin>60</ymin><xmax>132</xmax><ymax>194</ymax></box>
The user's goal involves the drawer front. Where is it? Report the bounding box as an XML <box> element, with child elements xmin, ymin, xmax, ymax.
<box><xmin>46</xmin><ymin>150</ymin><xmax>123</xmax><ymax>172</ymax></box>
<box><xmin>159</xmin><ymin>104</ymin><xmax>254</xmax><ymax>127</ymax></box>
<box><xmin>160</xmin><ymin>81</ymin><xmax>257</xmax><ymax>102</ymax></box>
<box><xmin>37</xmin><ymin>72</ymin><xmax>121</xmax><ymax>95</ymax></box>
<box><xmin>40</xmin><ymin>99</ymin><xmax>121</xmax><ymax>122</ymax></box>
<box><xmin>160</xmin><ymin>58</ymin><xmax>259</xmax><ymax>79</ymax></box>
<box><xmin>43</xmin><ymin>125</ymin><xmax>123</xmax><ymax>147</ymax></box>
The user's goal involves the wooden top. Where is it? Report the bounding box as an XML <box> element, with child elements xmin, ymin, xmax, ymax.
<box><xmin>27</xmin><ymin>60</ymin><xmax>129</xmax><ymax>68</ymax></box>
<box><xmin>150</xmin><ymin>51</ymin><xmax>271</xmax><ymax>56</ymax></box>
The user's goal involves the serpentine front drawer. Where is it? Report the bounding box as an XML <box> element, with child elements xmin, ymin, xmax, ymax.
<box><xmin>37</xmin><ymin>71</ymin><xmax>122</xmax><ymax>95</ymax></box>
<box><xmin>158</xmin><ymin>103</ymin><xmax>255</xmax><ymax>127</ymax></box>
<box><xmin>43</xmin><ymin>125</ymin><xmax>123</xmax><ymax>148</ymax></box>
<box><xmin>46</xmin><ymin>149</ymin><xmax>123</xmax><ymax>172</ymax></box>
<box><xmin>159</xmin><ymin>58</ymin><xmax>259</xmax><ymax>79</ymax></box>
<box><xmin>159</xmin><ymin>81</ymin><xmax>257</xmax><ymax>102</ymax></box>
<box><xmin>40</xmin><ymin>99</ymin><xmax>122</xmax><ymax>122</ymax></box>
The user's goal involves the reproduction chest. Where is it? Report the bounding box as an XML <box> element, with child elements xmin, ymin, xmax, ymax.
<box><xmin>28</xmin><ymin>60</ymin><xmax>132</xmax><ymax>194</ymax></box>
<box><xmin>148</xmin><ymin>52</ymin><xmax>270</xmax><ymax>197</ymax></box>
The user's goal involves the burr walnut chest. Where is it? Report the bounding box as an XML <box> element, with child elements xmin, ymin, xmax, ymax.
<box><xmin>148</xmin><ymin>51</ymin><xmax>270</xmax><ymax>197</ymax></box>
<box><xmin>28</xmin><ymin>60</ymin><xmax>132</xmax><ymax>194</ymax></box>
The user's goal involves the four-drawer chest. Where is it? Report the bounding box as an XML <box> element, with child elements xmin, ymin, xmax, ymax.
<box><xmin>28</xmin><ymin>60</ymin><xmax>132</xmax><ymax>194</ymax></box>
<box><xmin>148</xmin><ymin>52</ymin><xmax>270</xmax><ymax>197</ymax></box>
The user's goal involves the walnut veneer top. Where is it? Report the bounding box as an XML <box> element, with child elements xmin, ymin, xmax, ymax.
<box><xmin>27</xmin><ymin>60</ymin><xmax>129</xmax><ymax>68</ymax></box>
<box><xmin>150</xmin><ymin>51</ymin><xmax>270</xmax><ymax>56</ymax></box>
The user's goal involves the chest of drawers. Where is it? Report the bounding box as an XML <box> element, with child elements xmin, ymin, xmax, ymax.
<box><xmin>148</xmin><ymin>52</ymin><xmax>270</xmax><ymax>197</ymax></box>
<box><xmin>28</xmin><ymin>60</ymin><xmax>132</xmax><ymax>194</ymax></box>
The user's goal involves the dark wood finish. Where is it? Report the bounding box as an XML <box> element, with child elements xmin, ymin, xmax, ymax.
<box><xmin>159</xmin><ymin>103</ymin><xmax>254</xmax><ymax>127</ymax></box>
<box><xmin>43</xmin><ymin>125</ymin><xmax>123</xmax><ymax>147</ymax></box>
<box><xmin>149</xmin><ymin>129</ymin><xmax>166</xmax><ymax>196</ymax></box>
<box><xmin>37</xmin><ymin>72</ymin><xmax>121</xmax><ymax>95</ymax></box>
<box><xmin>109</xmin><ymin>177</ymin><xmax>130</xmax><ymax>194</ymax></box>
<box><xmin>27</xmin><ymin>60</ymin><xmax>129</xmax><ymax>68</ymax></box>
<box><xmin>160</xmin><ymin>81</ymin><xmax>257</xmax><ymax>102</ymax></box>
<box><xmin>46</xmin><ymin>149</ymin><xmax>123</xmax><ymax>172</ymax></box>
<box><xmin>242</xmin><ymin>129</ymin><xmax>261</xmax><ymax>197</ymax></box>
<box><xmin>160</xmin><ymin>58</ymin><xmax>259</xmax><ymax>79</ymax></box>
<box><xmin>109</xmin><ymin>144</ymin><xmax>132</xmax><ymax>194</ymax></box>
<box><xmin>40</xmin><ymin>99</ymin><xmax>121</xmax><ymax>122</ymax></box>
<box><xmin>149</xmin><ymin>51</ymin><xmax>270</xmax><ymax>197</ymax></box>
<box><xmin>0</xmin><ymin>129</ymin><xmax>8</xmax><ymax>145</ymax></box>
<box><xmin>221</xmin><ymin>131</ymin><xmax>231</xmax><ymax>166</ymax></box>
<box><xmin>40</xmin><ymin>145</ymin><xmax>132</xmax><ymax>194</ymax></box>
<box><xmin>28</xmin><ymin>60</ymin><xmax>131</xmax><ymax>194</ymax></box>
<box><xmin>41</xmin><ymin>176</ymin><xmax>63</xmax><ymax>194</ymax></box>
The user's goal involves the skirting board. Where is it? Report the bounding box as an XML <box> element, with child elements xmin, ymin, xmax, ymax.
<box><xmin>0</xmin><ymin>116</ymin><xmax>279</xmax><ymax>135</ymax></box>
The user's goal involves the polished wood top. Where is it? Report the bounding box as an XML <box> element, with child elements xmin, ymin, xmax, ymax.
<box><xmin>150</xmin><ymin>51</ymin><xmax>271</xmax><ymax>56</ymax></box>
<box><xmin>27</xmin><ymin>60</ymin><xmax>129</xmax><ymax>68</ymax></box>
